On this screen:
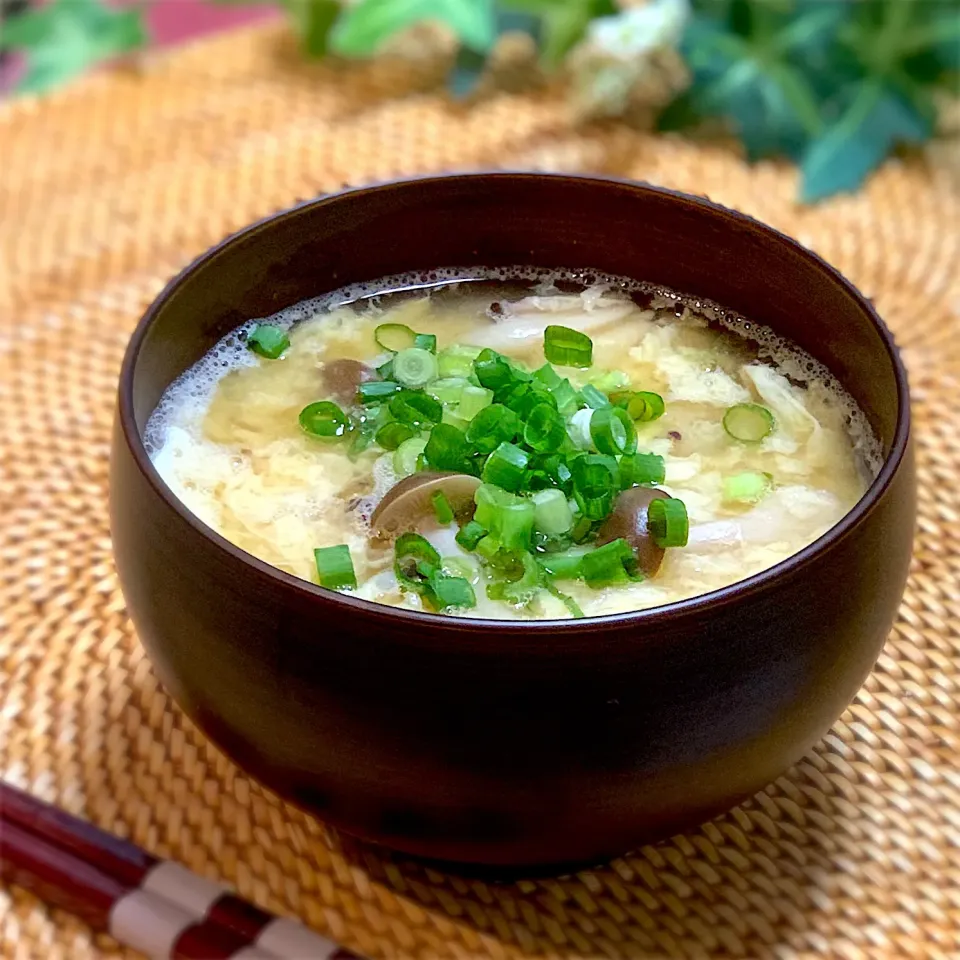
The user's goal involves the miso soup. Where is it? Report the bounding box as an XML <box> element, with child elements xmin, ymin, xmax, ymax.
<box><xmin>147</xmin><ymin>268</ymin><xmax>880</xmax><ymax>619</ymax></box>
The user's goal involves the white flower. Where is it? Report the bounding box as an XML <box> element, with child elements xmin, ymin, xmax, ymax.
<box><xmin>587</xmin><ymin>0</ymin><xmax>690</xmax><ymax>62</ymax></box>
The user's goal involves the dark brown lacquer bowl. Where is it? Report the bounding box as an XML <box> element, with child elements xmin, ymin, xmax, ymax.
<box><xmin>110</xmin><ymin>174</ymin><xmax>915</xmax><ymax>870</ymax></box>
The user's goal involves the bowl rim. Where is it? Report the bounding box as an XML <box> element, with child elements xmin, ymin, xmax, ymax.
<box><xmin>117</xmin><ymin>171</ymin><xmax>911</xmax><ymax>635</ymax></box>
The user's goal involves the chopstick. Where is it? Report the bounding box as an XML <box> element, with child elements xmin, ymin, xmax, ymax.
<box><xmin>0</xmin><ymin>782</ymin><xmax>362</xmax><ymax>960</ymax></box>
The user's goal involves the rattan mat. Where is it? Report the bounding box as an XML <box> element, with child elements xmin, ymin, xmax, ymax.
<box><xmin>2</xmin><ymin>22</ymin><xmax>959</xmax><ymax>960</ymax></box>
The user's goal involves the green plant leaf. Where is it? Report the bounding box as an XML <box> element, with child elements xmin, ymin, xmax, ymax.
<box><xmin>331</xmin><ymin>0</ymin><xmax>496</xmax><ymax>57</ymax></box>
<box><xmin>1</xmin><ymin>0</ymin><xmax>147</xmax><ymax>95</ymax></box>
<box><xmin>800</xmin><ymin>80</ymin><xmax>934</xmax><ymax>203</ymax></box>
<box><xmin>539</xmin><ymin>0</ymin><xmax>616</xmax><ymax>69</ymax></box>
<box><xmin>279</xmin><ymin>0</ymin><xmax>340</xmax><ymax>57</ymax></box>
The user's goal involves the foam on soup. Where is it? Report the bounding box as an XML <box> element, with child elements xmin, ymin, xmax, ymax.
<box><xmin>146</xmin><ymin>268</ymin><xmax>881</xmax><ymax>620</ymax></box>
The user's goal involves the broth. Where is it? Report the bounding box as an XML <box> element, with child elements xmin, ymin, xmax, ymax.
<box><xmin>147</xmin><ymin>268</ymin><xmax>880</xmax><ymax>620</ymax></box>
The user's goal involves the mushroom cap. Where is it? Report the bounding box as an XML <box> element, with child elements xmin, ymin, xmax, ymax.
<box><xmin>595</xmin><ymin>486</ymin><xmax>670</xmax><ymax>577</ymax></box>
<box><xmin>320</xmin><ymin>359</ymin><xmax>375</xmax><ymax>405</ymax></box>
<box><xmin>370</xmin><ymin>472</ymin><xmax>481</xmax><ymax>542</ymax></box>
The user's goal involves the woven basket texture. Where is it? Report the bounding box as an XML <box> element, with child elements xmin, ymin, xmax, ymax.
<box><xmin>1</xmin><ymin>23</ymin><xmax>959</xmax><ymax>960</ymax></box>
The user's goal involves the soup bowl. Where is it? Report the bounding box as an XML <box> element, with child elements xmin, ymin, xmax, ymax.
<box><xmin>110</xmin><ymin>173</ymin><xmax>914</xmax><ymax>869</ymax></box>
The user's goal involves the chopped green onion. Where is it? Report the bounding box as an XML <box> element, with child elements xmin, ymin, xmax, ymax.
<box><xmin>430</xmin><ymin>574</ymin><xmax>476</xmax><ymax>611</ymax></box>
<box><xmin>349</xmin><ymin>409</ymin><xmax>381</xmax><ymax>459</ymax></box>
<box><xmin>394</xmin><ymin>533</ymin><xmax>441</xmax><ymax>593</ymax></box>
<box><xmin>537</xmin><ymin>550</ymin><xmax>586</xmax><ymax>580</ymax></box>
<box><xmin>482</xmin><ymin>442</ymin><xmax>529</xmax><ymax>492</ymax></box>
<box><xmin>441</xmin><ymin>556</ymin><xmax>477</xmax><ymax>581</ymax></box>
<box><xmin>590</xmin><ymin>406</ymin><xmax>638</xmax><ymax>456</ymax></box>
<box><xmin>611</xmin><ymin>390</ymin><xmax>666</xmax><ymax>422</ymax></box>
<box><xmin>375</xmin><ymin>323</ymin><xmax>417</xmax><ymax>352</ymax></box>
<box><xmin>389</xmin><ymin>390</ymin><xmax>442</xmax><ymax>427</ymax></box>
<box><xmin>375</xmin><ymin>421</ymin><xmax>417</xmax><ymax>451</ymax></box>
<box><xmin>552</xmin><ymin>378</ymin><xmax>580</xmax><ymax>415</ymax></box>
<box><xmin>475</xmin><ymin>534</ymin><xmax>501</xmax><ymax>559</ymax></box>
<box><xmin>568</xmin><ymin>408</ymin><xmax>596</xmax><ymax>450</ymax></box>
<box><xmin>648</xmin><ymin>497</ymin><xmax>689</xmax><ymax>547</ymax></box>
<box><xmin>393</xmin><ymin>437</ymin><xmax>428</xmax><ymax>476</ymax></box>
<box><xmin>589</xmin><ymin>370</ymin><xmax>630</xmax><ymax>392</ymax></box>
<box><xmin>427</xmin><ymin>377</ymin><xmax>468</xmax><ymax>407</ymax></box>
<box><xmin>723</xmin><ymin>403</ymin><xmax>775</xmax><ymax>442</ymax></box>
<box><xmin>533</xmin><ymin>363</ymin><xmax>562</xmax><ymax>390</ymax></box>
<box><xmin>532</xmin><ymin>488</ymin><xmax>574</xmax><ymax>536</ymax></box>
<box><xmin>582</xmin><ymin>539</ymin><xmax>637</xmax><ymax>588</ymax></box>
<box><xmin>580</xmin><ymin>384</ymin><xmax>611</xmax><ymax>409</ymax></box>
<box><xmin>456</xmin><ymin>520</ymin><xmax>488</xmax><ymax>551</ymax></box>
<box><xmin>314</xmin><ymin>545</ymin><xmax>357</xmax><ymax>590</ymax></box>
<box><xmin>543</xmin><ymin>324</ymin><xmax>593</xmax><ymax>368</ymax></box>
<box><xmin>424</xmin><ymin>423</ymin><xmax>469</xmax><ymax>471</ymax></box>
<box><xmin>524</xmin><ymin>403</ymin><xmax>566</xmax><ymax>454</ymax></box>
<box><xmin>437</xmin><ymin>345</ymin><xmax>481</xmax><ymax>379</ymax></box>
<box><xmin>499</xmin><ymin>502</ymin><xmax>535</xmax><ymax>550</ymax></box>
<box><xmin>488</xmin><ymin>550</ymin><xmax>541</xmax><ymax>603</ymax></box>
<box><xmin>465</xmin><ymin>404</ymin><xmax>520</xmax><ymax>454</ymax></box>
<box><xmin>247</xmin><ymin>324</ymin><xmax>289</xmax><ymax>360</ymax></box>
<box><xmin>457</xmin><ymin>385</ymin><xmax>494</xmax><ymax>421</ymax></box>
<box><xmin>441</xmin><ymin>409</ymin><xmax>471</xmax><ymax>432</ymax></box>
<box><xmin>474</xmin><ymin>348</ymin><xmax>516</xmax><ymax>391</ymax></box>
<box><xmin>723</xmin><ymin>471</ymin><xmax>773</xmax><ymax>504</ymax></box>
<box><xmin>414</xmin><ymin>333</ymin><xmax>437</xmax><ymax>353</ymax></box>
<box><xmin>393</xmin><ymin>348</ymin><xmax>439</xmax><ymax>389</ymax></box>
<box><xmin>571</xmin><ymin>454</ymin><xmax>618</xmax><ymax>520</ymax></box>
<box><xmin>431</xmin><ymin>490</ymin><xmax>455</xmax><ymax>525</ymax></box>
<box><xmin>299</xmin><ymin>401</ymin><xmax>349</xmax><ymax>440</ymax></box>
<box><xmin>376</xmin><ymin>358</ymin><xmax>395</xmax><ymax>380</ymax></box>
<box><xmin>571</xmin><ymin>516</ymin><xmax>593</xmax><ymax>542</ymax></box>
<box><xmin>543</xmin><ymin>579</ymin><xmax>585</xmax><ymax>618</ymax></box>
<box><xmin>619</xmin><ymin>451</ymin><xmax>666</xmax><ymax>487</ymax></box>
<box><xmin>358</xmin><ymin>380</ymin><xmax>401</xmax><ymax>404</ymax></box>
<box><xmin>474</xmin><ymin>483</ymin><xmax>516</xmax><ymax>528</ymax></box>
<box><xmin>535</xmin><ymin>454</ymin><xmax>574</xmax><ymax>494</ymax></box>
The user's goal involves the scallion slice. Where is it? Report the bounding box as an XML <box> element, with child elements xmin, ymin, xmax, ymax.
<box><xmin>589</xmin><ymin>406</ymin><xmax>637</xmax><ymax>456</ymax></box>
<box><xmin>537</xmin><ymin>550</ymin><xmax>585</xmax><ymax>580</ymax></box>
<box><xmin>393</xmin><ymin>347</ymin><xmax>439</xmax><ymax>389</ymax></box>
<box><xmin>619</xmin><ymin>451</ymin><xmax>665</xmax><ymax>487</ymax></box>
<box><xmin>457</xmin><ymin>385</ymin><xmax>494</xmax><ymax>421</ymax></box>
<box><xmin>394</xmin><ymin>533</ymin><xmax>441</xmax><ymax>593</ymax></box>
<box><xmin>482</xmin><ymin>442</ymin><xmax>529</xmax><ymax>492</ymax></box>
<box><xmin>389</xmin><ymin>390</ymin><xmax>442</xmax><ymax>427</ymax></box>
<box><xmin>424</xmin><ymin>422</ymin><xmax>469</xmax><ymax>471</ymax></box>
<box><xmin>456</xmin><ymin>520</ymin><xmax>488</xmax><ymax>551</ymax></box>
<box><xmin>488</xmin><ymin>550</ymin><xmax>541</xmax><ymax>603</ymax></box>
<box><xmin>723</xmin><ymin>471</ymin><xmax>773</xmax><ymax>504</ymax></box>
<box><xmin>430</xmin><ymin>574</ymin><xmax>476</xmax><ymax>611</ymax></box>
<box><xmin>474</xmin><ymin>348</ymin><xmax>516</xmax><ymax>391</ymax></box>
<box><xmin>431</xmin><ymin>490</ymin><xmax>455</xmax><ymax>524</ymax></box>
<box><xmin>375</xmin><ymin>323</ymin><xmax>417</xmax><ymax>352</ymax></box>
<box><xmin>580</xmin><ymin>384</ymin><xmax>611</xmax><ymax>409</ymax></box>
<box><xmin>582</xmin><ymin>539</ymin><xmax>636</xmax><ymax>588</ymax></box>
<box><xmin>552</xmin><ymin>378</ymin><xmax>580</xmax><ymax>415</ymax></box>
<box><xmin>414</xmin><ymin>333</ymin><xmax>437</xmax><ymax>353</ymax></box>
<box><xmin>524</xmin><ymin>403</ymin><xmax>566</xmax><ymax>454</ymax></box>
<box><xmin>571</xmin><ymin>454</ymin><xmax>618</xmax><ymax>520</ymax></box>
<box><xmin>393</xmin><ymin>437</ymin><xmax>427</xmax><ymax>477</ymax></box>
<box><xmin>314</xmin><ymin>545</ymin><xmax>357</xmax><ymax>590</ymax></box>
<box><xmin>358</xmin><ymin>380</ymin><xmax>401</xmax><ymax>404</ymax></box>
<box><xmin>376</xmin><ymin>421</ymin><xmax>417</xmax><ymax>451</ymax></box>
<box><xmin>499</xmin><ymin>502</ymin><xmax>536</xmax><ymax>550</ymax></box>
<box><xmin>532</xmin><ymin>488</ymin><xmax>574</xmax><ymax>536</ymax></box>
<box><xmin>648</xmin><ymin>497</ymin><xmax>689</xmax><ymax>547</ymax></box>
<box><xmin>247</xmin><ymin>324</ymin><xmax>289</xmax><ymax>360</ymax></box>
<box><xmin>465</xmin><ymin>403</ymin><xmax>520</xmax><ymax>454</ymax></box>
<box><xmin>427</xmin><ymin>377</ymin><xmax>468</xmax><ymax>407</ymax></box>
<box><xmin>437</xmin><ymin>345</ymin><xmax>481</xmax><ymax>379</ymax></box>
<box><xmin>533</xmin><ymin>363</ymin><xmax>562</xmax><ymax>390</ymax></box>
<box><xmin>723</xmin><ymin>403</ymin><xmax>775</xmax><ymax>442</ymax></box>
<box><xmin>611</xmin><ymin>390</ymin><xmax>666</xmax><ymax>422</ymax></box>
<box><xmin>299</xmin><ymin>401</ymin><xmax>349</xmax><ymax>440</ymax></box>
<box><xmin>543</xmin><ymin>325</ymin><xmax>593</xmax><ymax>368</ymax></box>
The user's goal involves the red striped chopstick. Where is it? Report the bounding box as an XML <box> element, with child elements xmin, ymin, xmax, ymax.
<box><xmin>0</xmin><ymin>782</ymin><xmax>362</xmax><ymax>959</ymax></box>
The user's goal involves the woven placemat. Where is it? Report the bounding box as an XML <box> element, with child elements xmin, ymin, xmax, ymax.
<box><xmin>2</xmin><ymin>22</ymin><xmax>959</xmax><ymax>960</ymax></box>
